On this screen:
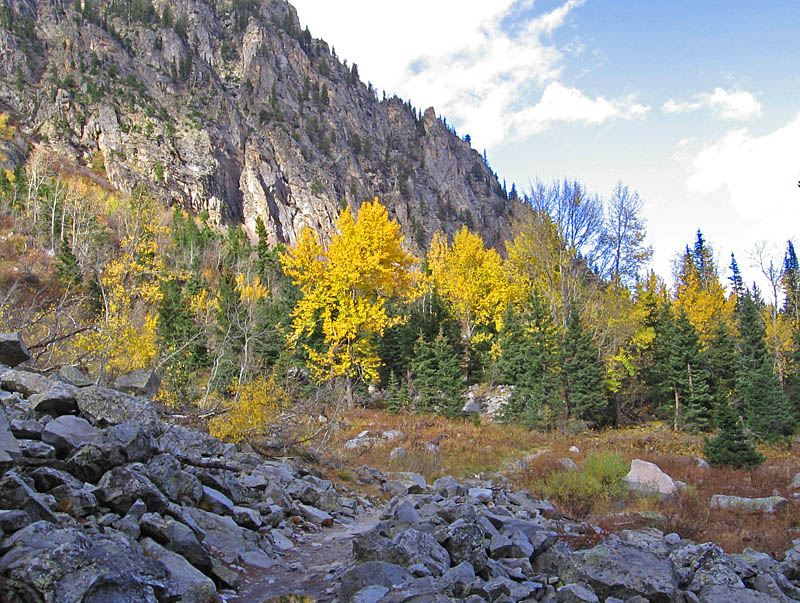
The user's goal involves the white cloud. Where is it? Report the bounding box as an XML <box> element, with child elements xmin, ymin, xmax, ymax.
<box><xmin>290</xmin><ymin>0</ymin><xmax>644</xmax><ymax>149</ymax></box>
<box><xmin>510</xmin><ymin>83</ymin><xmax>649</xmax><ymax>138</ymax></box>
<box><xmin>685</xmin><ymin>112</ymin><xmax>800</xmax><ymax>230</ymax></box>
<box><xmin>663</xmin><ymin>87</ymin><xmax>761</xmax><ymax>120</ymax></box>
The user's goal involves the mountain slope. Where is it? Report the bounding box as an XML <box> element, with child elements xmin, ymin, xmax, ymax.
<box><xmin>0</xmin><ymin>0</ymin><xmax>520</xmax><ymax>251</ymax></box>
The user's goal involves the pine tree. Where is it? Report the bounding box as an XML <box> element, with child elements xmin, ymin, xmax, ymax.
<box><xmin>735</xmin><ymin>290</ymin><xmax>796</xmax><ymax>440</ymax></box>
<box><xmin>783</xmin><ymin>240</ymin><xmax>800</xmax><ymax>323</ymax></box>
<box><xmin>705</xmin><ymin>318</ymin><xmax>738</xmax><ymax>406</ymax></box>
<box><xmin>649</xmin><ymin>306</ymin><xmax>715</xmax><ymax>431</ymax></box>
<box><xmin>729</xmin><ymin>252</ymin><xmax>745</xmax><ymax>306</ymax></box>
<box><xmin>704</xmin><ymin>401</ymin><xmax>764</xmax><ymax>469</ymax></box>
<box><xmin>56</xmin><ymin>237</ymin><xmax>82</xmax><ymax>287</ymax></box>
<box><xmin>560</xmin><ymin>304</ymin><xmax>608</xmax><ymax>427</ymax></box>
<box><xmin>497</xmin><ymin>294</ymin><xmax>561</xmax><ymax>427</ymax></box>
<box><xmin>410</xmin><ymin>330</ymin><xmax>463</xmax><ymax>416</ymax></box>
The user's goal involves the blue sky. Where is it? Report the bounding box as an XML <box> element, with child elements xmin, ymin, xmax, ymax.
<box><xmin>290</xmin><ymin>0</ymin><xmax>800</xmax><ymax>291</ymax></box>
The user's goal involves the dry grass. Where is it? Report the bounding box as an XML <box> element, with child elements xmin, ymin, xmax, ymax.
<box><xmin>323</xmin><ymin>410</ymin><xmax>800</xmax><ymax>556</ymax></box>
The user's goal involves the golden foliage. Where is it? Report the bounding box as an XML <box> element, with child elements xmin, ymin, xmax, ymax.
<box><xmin>281</xmin><ymin>198</ymin><xmax>419</xmax><ymax>384</ymax></box>
<box><xmin>208</xmin><ymin>375</ymin><xmax>288</xmax><ymax>442</ymax></box>
<box><xmin>428</xmin><ymin>226</ymin><xmax>509</xmax><ymax>343</ymax></box>
<box><xmin>674</xmin><ymin>248</ymin><xmax>732</xmax><ymax>344</ymax></box>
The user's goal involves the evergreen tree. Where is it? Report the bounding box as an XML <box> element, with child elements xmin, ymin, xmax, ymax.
<box><xmin>704</xmin><ymin>401</ymin><xmax>764</xmax><ymax>469</ymax></box>
<box><xmin>783</xmin><ymin>240</ymin><xmax>799</xmax><ymax>323</ymax></box>
<box><xmin>211</xmin><ymin>267</ymin><xmax>246</xmax><ymax>392</ymax></box>
<box><xmin>497</xmin><ymin>294</ymin><xmax>561</xmax><ymax>427</ymax></box>
<box><xmin>729</xmin><ymin>252</ymin><xmax>745</xmax><ymax>305</ymax></box>
<box><xmin>56</xmin><ymin>237</ymin><xmax>82</xmax><ymax>287</ymax></box>
<box><xmin>704</xmin><ymin>318</ymin><xmax>738</xmax><ymax>406</ymax></box>
<box><xmin>410</xmin><ymin>330</ymin><xmax>463</xmax><ymax>416</ymax></box>
<box><xmin>735</xmin><ymin>290</ymin><xmax>796</xmax><ymax>440</ymax></box>
<box><xmin>560</xmin><ymin>304</ymin><xmax>608</xmax><ymax>427</ymax></box>
<box><xmin>649</xmin><ymin>306</ymin><xmax>715</xmax><ymax>431</ymax></box>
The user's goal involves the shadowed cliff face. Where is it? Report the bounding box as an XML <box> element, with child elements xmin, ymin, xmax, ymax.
<box><xmin>0</xmin><ymin>0</ymin><xmax>519</xmax><ymax>252</ymax></box>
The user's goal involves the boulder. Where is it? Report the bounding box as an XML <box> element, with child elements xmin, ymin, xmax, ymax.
<box><xmin>199</xmin><ymin>486</ymin><xmax>234</xmax><ymax>516</ymax></box>
<box><xmin>232</xmin><ymin>505</ymin><xmax>262</xmax><ymax>530</ymax></box>
<box><xmin>559</xmin><ymin>458</ymin><xmax>579</xmax><ymax>471</ymax></box>
<box><xmin>9</xmin><ymin>417</ymin><xmax>43</xmax><ymax>439</ymax></box>
<box><xmin>436</xmin><ymin>520</ymin><xmax>488</xmax><ymax>572</ymax></box>
<box><xmin>297</xmin><ymin>503</ymin><xmax>333</xmax><ymax>526</ymax></box>
<box><xmin>139</xmin><ymin>512</ymin><xmax>212</xmax><ymax>573</ymax></box>
<box><xmin>29</xmin><ymin>382</ymin><xmax>78</xmax><ymax>415</ymax></box>
<box><xmin>65</xmin><ymin>443</ymin><xmax>112</xmax><ymax>483</ymax></box>
<box><xmin>101</xmin><ymin>420</ymin><xmax>158</xmax><ymax>464</ymax></box>
<box><xmin>389</xmin><ymin>446</ymin><xmax>407</xmax><ymax>462</ymax></box>
<box><xmin>389</xmin><ymin>527</ymin><xmax>450</xmax><ymax>576</ymax></box>
<box><xmin>440</xmin><ymin>561</ymin><xmax>476</xmax><ymax>597</ymax></box>
<box><xmin>383</xmin><ymin>471</ymin><xmax>427</xmax><ymax>496</ymax></box>
<box><xmin>157</xmin><ymin>424</ymin><xmax>229</xmax><ymax>458</ymax></box>
<box><xmin>29</xmin><ymin>466</ymin><xmax>84</xmax><ymax>492</ymax></box>
<box><xmin>0</xmin><ymin>405</ymin><xmax>21</xmax><ymax>470</ymax></box>
<box><xmin>96</xmin><ymin>465</ymin><xmax>170</xmax><ymax>515</ymax></box>
<box><xmin>557</xmin><ymin>583</ymin><xmax>600</xmax><ymax>603</ymax></box>
<box><xmin>695</xmin><ymin>584</ymin><xmax>780</xmax><ymax>602</ymax></box>
<box><xmin>50</xmin><ymin>484</ymin><xmax>99</xmax><ymax>518</ymax></box>
<box><xmin>669</xmin><ymin>542</ymin><xmax>744</xmax><ymax>592</ymax></box>
<box><xmin>58</xmin><ymin>364</ymin><xmax>94</xmax><ymax>387</ymax></box>
<box><xmin>140</xmin><ymin>538</ymin><xmax>217</xmax><ymax>603</ymax></box>
<box><xmin>0</xmin><ymin>509</ymin><xmax>30</xmax><ymax>532</ymax></box>
<box><xmin>41</xmin><ymin>415</ymin><xmax>100</xmax><ymax>455</ymax></box>
<box><xmin>76</xmin><ymin>385</ymin><xmax>160</xmax><ymax>428</ymax></box>
<box><xmin>623</xmin><ymin>459</ymin><xmax>678</xmax><ymax>498</ymax></box>
<box><xmin>145</xmin><ymin>453</ymin><xmax>204</xmax><ymax>505</ymax></box>
<box><xmin>564</xmin><ymin>537</ymin><xmax>680</xmax><ymax>602</ymax></box>
<box><xmin>186</xmin><ymin>507</ymin><xmax>272</xmax><ymax>568</ymax></box>
<box><xmin>18</xmin><ymin>439</ymin><xmax>56</xmax><ymax>459</ymax></box>
<box><xmin>0</xmin><ymin>333</ymin><xmax>30</xmax><ymax>367</ymax></box>
<box><xmin>0</xmin><ymin>369</ymin><xmax>50</xmax><ymax>396</ymax></box>
<box><xmin>113</xmin><ymin>368</ymin><xmax>161</xmax><ymax>399</ymax></box>
<box><xmin>710</xmin><ymin>494</ymin><xmax>787</xmax><ymax>514</ymax></box>
<box><xmin>432</xmin><ymin>475</ymin><xmax>464</xmax><ymax>498</ymax></box>
<box><xmin>340</xmin><ymin>561</ymin><xmax>413</xmax><ymax>602</ymax></box>
<box><xmin>0</xmin><ymin>521</ymin><xmax>167</xmax><ymax>602</ymax></box>
<box><xmin>789</xmin><ymin>472</ymin><xmax>800</xmax><ymax>491</ymax></box>
<box><xmin>0</xmin><ymin>471</ymin><xmax>59</xmax><ymax>523</ymax></box>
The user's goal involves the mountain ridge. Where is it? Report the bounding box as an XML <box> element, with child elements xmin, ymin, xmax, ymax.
<box><xmin>0</xmin><ymin>0</ymin><xmax>522</xmax><ymax>252</ymax></box>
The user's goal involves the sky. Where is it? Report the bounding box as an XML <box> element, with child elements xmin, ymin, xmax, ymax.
<box><xmin>290</xmin><ymin>0</ymin><xmax>800</xmax><ymax>291</ymax></box>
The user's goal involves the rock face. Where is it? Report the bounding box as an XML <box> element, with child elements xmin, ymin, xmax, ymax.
<box><xmin>0</xmin><ymin>0</ymin><xmax>522</xmax><ymax>255</ymax></box>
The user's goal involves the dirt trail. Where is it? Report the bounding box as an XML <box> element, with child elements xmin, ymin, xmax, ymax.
<box><xmin>229</xmin><ymin>511</ymin><xmax>381</xmax><ymax>603</ymax></box>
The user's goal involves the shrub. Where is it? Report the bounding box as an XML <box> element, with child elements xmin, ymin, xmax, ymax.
<box><xmin>538</xmin><ymin>451</ymin><xmax>628</xmax><ymax>516</ymax></box>
<box><xmin>208</xmin><ymin>376</ymin><xmax>287</xmax><ymax>443</ymax></box>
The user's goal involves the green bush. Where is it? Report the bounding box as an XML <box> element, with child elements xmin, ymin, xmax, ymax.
<box><xmin>538</xmin><ymin>451</ymin><xmax>628</xmax><ymax>516</ymax></box>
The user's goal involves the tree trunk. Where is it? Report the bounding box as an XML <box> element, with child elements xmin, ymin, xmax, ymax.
<box><xmin>673</xmin><ymin>385</ymin><xmax>680</xmax><ymax>431</ymax></box>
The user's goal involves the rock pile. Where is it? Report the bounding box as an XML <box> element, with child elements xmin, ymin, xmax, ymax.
<box><xmin>0</xmin><ymin>362</ymin><xmax>365</xmax><ymax>602</ymax></box>
<box><xmin>340</xmin><ymin>473</ymin><xmax>800</xmax><ymax>602</ymax></box>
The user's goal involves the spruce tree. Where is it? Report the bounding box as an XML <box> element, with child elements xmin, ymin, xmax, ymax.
<box><xmin>704</xmin><ymin>401</ymin><xmax>764</xmax><ymax>469</ymax></box>
<box><xmin>560</xmin><ymin>304</ymin><xmax>608</xmax><ymax>427</ymax></box>
<box><xmin>735</xmin><ymin>290</ymin><xmax>796</xmax><ymax>440</ymax></box>
<box><xmin>410</xmin><ymin>330</ymin><xmax>463</xmax><ymax>416</ymax></box>
<box><xmin>56</xmin><ymin>237</ymin><xmax>82</xmax><ymax>287</ymax></box>
<box><xmin>497</xmin><ymin>294</ymin><xmax>561</xmax><ymax>427</ymax></box>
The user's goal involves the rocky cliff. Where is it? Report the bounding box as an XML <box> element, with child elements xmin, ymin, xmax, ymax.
<box><xmin>0</xmin><ymin>0</ymin><xmax>519</xmax><ymax>251</ymax></box>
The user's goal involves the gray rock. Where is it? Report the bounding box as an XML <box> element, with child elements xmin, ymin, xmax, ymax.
<box><xmin>353</xmin><ymin>525</ymin><xmax>393</xmax><ymax>563</ymax></box>
<box><xmin>139</xmin><ymin>537</ymin><xmax>217</xmax><ymax>603</ymax></box>
<box><xmin>0</xmin><ymin>369</ymin><xmax>50</xmax><ymax>396</ymax></box>
<box><xmin>432</xmin><ymin>475</ymin><xmax>464</xmax><ymax>497</ymax></box>
<box><xmin>696</xmin><ymin>584</ymin><xmax>780</xmax><ymax>602</ymax></box>
<box><xmin>113</xmin><ymin>369</ymin><xmax>161</xmax><ymax>400</ymax></box>
<box><xmin>101</xmin><ymin>420</ymin><xmax>158</xmax><ymax>464</ymax></box>
<box><xmin>0</xmin><ymin>520</ymin><xmax>167</xmax><ymax>602</ymax></box>
<box><xmin>389</xmin><ymin>446</ymin><xmax>407</xmax><ymax>462</ymax></box>
<box><xmin>41</xmin><ymin>415</ymin><xmax>100</xmax><ymax>455</ymax></box>
<box><xmin>710</xmin><ymin>494</ymin><xmax>787</xmax><ymax>514</ymax></box>
<box><xmin>199</xmin><ymin>485</ymin><xmax>235</xmax><ymax>516</ymax></box>
<box><xmin>462</xmin><ymin>399</ymin><xmax>481</xmax><ymax>414</ymax></box>
<box><xmin>145</xmin><ymin>453</ymin><xmax>204</xmax><ymax>505</ymax></box>
<box><xmin>185</xmin><ymin>507</ymin><xmax>271</xmax><ymax>567</ymax></box>
<box><xmin>58</xmin><ymin>365</ymin><xmax>94</xmax><ymax>387</ymax></box>
<box><xmin>157</xmin><ymin>424</ymin><xmax>229</xmax><ymax>458</ymax></box>
<box><xmin>65</xmin><ymin>443</ymin><xmax>111</xmax><ymax>483</ymax></box>
<box><xmin>50</xmin><ymin>484</ymin><xmax>99</xmax><ymax>518</ymax></box>
<box><xmin>384</xmin><ymin>471</ymin><xmax>427</xmax><ymax>495</ymax></box>
<box><xmin>738</xmin><ymin>548</ymin><xmax>778</xmax><ymax>573</ymax></box>
<box><xmin>352</xmin><ymin>585</ymin><xmax>391</xmax><ymax>603</ymax></box>
<box><xmin>0</xmin><ymin>405</ymin><xmax>21</xmax><ymax>470</ymax></box>
<box><xmin>440</xmin><ymin>561</ymin><xmax>475</xmax><ymax>597</ymax></box>
<box><xmin>559</xmin><ymin>457</ymin><xmax>579</xmax><ymax>471</ymax></box>
<box><xmin>789</xmin><ymin>472</ymin><xmax>800</xmax><ymax>491</ymax></box>
<box><xmin>29</xmin><ymin>466</ymin><xmax>84</xmax><ymax>492</ymax></box>
<box><xmin>29</xmin><ymin>382</ymin><xmax>78</xmax><ymax>415</ymax></box>
<box><xmin>139</xmin><ymin>512</ymin><xmax>212</xmax><ymax>573</ymax></box>
<box><xmin>339</xmin><ymin>561</ymin><xmax>413</xmax><ymax>602</ymax></box>
<box><xmin>622</xmin><ymin>459</ymin><xmax>678</xmax><ymax>498</ymax></box>
<box><xmin>76</xmin><ymin>385</ymin><xmax>160</xmax><ymax>428</ymax></box>
<box><xmin>669</xmin><ymin>542</ymin><xmax>743</xmax><ymax>592</ymax></box>
<box><xmin>297</xmin><ymin>502</ymin><xmax>334</xmax><ymax>526</ymax></box>
<box><xmin>96</xmin><ymin>465</ymin><xmax>170</xmax><ymax>515</ymax></box>
<box><xmin>0</xmin><ymin>509</ymin><xmax>29</xmax><ymax>532</ymax></box>
<box><xmin>0</xmin><ymin>471</ymin><xmax>58</xmax><ymax>523</ymax></box>
<box><xmin>693</xmin><ymin>457</ymin><xmax>711</xmax><ymax>471</ymax></box>
<box><xmin>233</xmin><ymin>505</ymin><xmax>262</xmax><ymax>529</ymax></box>
<box><xmin>564</xmin><ymin>537</ymin><xmax>680</xmax><ymax>602</ymax></box>
<box><xmin>437</xmin><ymin>520</ymin><xmax>488</xmax><ymax>572</ymax></box>
<box><xmin>389</xmin><ymin>527</ymin><xmax>450</xmax><ymax>576</ymax></box>
<box><xmin>557</xmin><ymin>583</ymin><xmax>600</xmax><ymax>603</ymax></box>
<box><xmin>0</xmin><ymin>333</ymin><xmax>30</xmax><ymax>367</ymax></box>
<box><xmin>9</xmin><ymin>417</ymin><xmax>43</xmax><ymax>439</ymax></box>
<box><xmin>468</xmin><ymin>486</ymin><xmax>493</xmax><ymax>503</ymax></box>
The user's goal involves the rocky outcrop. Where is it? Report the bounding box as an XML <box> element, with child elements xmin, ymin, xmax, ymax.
<box><xmin>0</xmin><ymin>366</ymin><xmax>370</xmax><ymax>601</ymax></box>
<box><xmin>0</xmin><ymin>0</ymin><xmax>521</xmax><ymax>254</ymax></box>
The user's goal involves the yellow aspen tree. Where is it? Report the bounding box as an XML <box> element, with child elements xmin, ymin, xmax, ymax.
<box><xmin>427</xmin><ymin>226</ymin><xmax>509</xmax><ymax>374</ymax></box>
<box><xmin>281</xmin><ymin>198</ymin><xmax>419</xmax><ymax>399</ymax></box>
